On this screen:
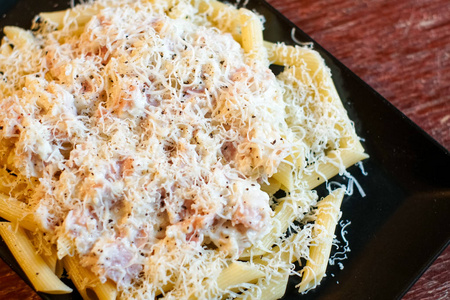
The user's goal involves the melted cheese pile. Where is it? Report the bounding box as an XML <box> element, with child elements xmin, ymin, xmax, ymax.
<box><xmin>0</xmin><ymin>0</ymin><xmax>358</xmax><ymax>298</ymax></box>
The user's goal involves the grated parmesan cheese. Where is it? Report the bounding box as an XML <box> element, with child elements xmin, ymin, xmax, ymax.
<box><xmin>0</xmin><ymin>0</ymin><xmax>365</xmax><ymax>298</ymax></box>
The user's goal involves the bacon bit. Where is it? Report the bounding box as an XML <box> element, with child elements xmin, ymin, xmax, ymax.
<box><xmin>221</xmin><ymin>141</ymin><xmax>237</xmax><ymax>162</ymax></box>
<box><xmin>81</xmin><ymin>80</ymin><xmax>93</xmax><ymax>93</ymax></box>
<box><xmin>134</xmin><ymin>229</ymin><xmax>148</xmax><ymax>248</ymax></box>
<box><xmin>121</xmin><ymin>157</ymin><xmax>134</xmax><ymax>177</ymax></box>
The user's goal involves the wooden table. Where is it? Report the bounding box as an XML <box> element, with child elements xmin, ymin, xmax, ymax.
<box><xmin>266</xmin><ymin>0</ymin><xmax>450</xmax><ymax>299</ymax></box>
<box><xmin>0</xmin><ymin>0</ymin><xmax>449</xmax><ymax>299</ymax></box>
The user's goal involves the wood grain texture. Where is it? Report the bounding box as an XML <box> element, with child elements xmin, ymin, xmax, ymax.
<box><xmin>0</xmin><ymin>0</ymin><xmax>449</xmax><ymax>299</ymax></box>
<box><xmin>265</xmin><ymin>0</ymin><xmax>450</xmax><ymax>299</ymax></box>
<box><xmin>0</xmin><ymin>263</ymin><xmax>40</xmax><ymax>300</ymax></box>
<box><xmin>267</xmin><ymin>0</ymin><xmax>450</xmax><ymax>151</ymax></box>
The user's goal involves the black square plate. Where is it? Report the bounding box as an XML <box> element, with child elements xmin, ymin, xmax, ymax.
<box><xmin>1</xmin><ymin>0</ymin><xmax>449</xmax><ymax>299</ymax></box>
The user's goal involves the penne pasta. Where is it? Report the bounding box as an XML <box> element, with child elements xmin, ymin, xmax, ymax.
<box><xmin>25</xmin><ymin>230</ymin><xmax>59</xmax><ymax>273</ymax></box>
<box><xmin>38</xmin><ymin>10</ymin><xmax>67</xmax><ymax>29</ymax></box>
<box><xmin>0</xmin><ymin>39</ymin><xmax>13</xmax><ymax>56</ymax></box>
<box><xmin>268</xmin><ymin>42</ymin><xmax>365</xmax><ymax>153</ymax></box>
<box><xmin>260</xmin><ymin>177</ymin><xmax>282</xmax><ymax>195</ymax></box>
<box><xmin>0</xmin><ymin>0</ymin><xmax>368</xmax><ymax>298</ymax></box>
<box><xmin>299</xmin><ymin>188</ymin><xmax>345</xmax><ymax>292</ymax></box>
<box><xmin>239</xmin><ymin>8</ymin><xmax>267</xmax><ymax>62</ymax></box>
<box><xmin>271</xmin><ymin>162</ymin><xmax>294</xmax><ymax>192</ymax></box>
<box><xmin>0</xmin><ymin>222</ymin><xmax>72</xmax><ymax>294</ymax></box>
<box><xmin>197</xmin><ymin>0</ymin><xmax>241</xmax><ymax>42</ymax></box>
<box><xmin>265</xmin><ymin>42</ymin><xmax>320</xmax><ymax>69</ymax></box>
<box><xmin>3</xmin><ymin>26</ymin><xmax>35</xmax><ymax>48</ymax></box>
<box><xmin>55</xmin><ymin>259</ymin><xmax>64</xmax><ymax>279</ymax></box>
<box><xmin>39</xmin><ymin>4</ymin><xmax>104</xmax><ymax>30</ymax></box>
<box><xmin>0</xmin><ymin>167</ymin><xmax>21</xmax><ymax>195</ymax></box>
<box><xmin>216</xmin><ymin>261</ymin><xmax>265</xmax><ymax>291</ymax></box>
<box><xmin>240</xmin><ymin>197</ymin><xmax>298</xmax><ymax>258</ymax></box>
<box><xmin>236</xmin><ymin>270</ymin><xmax>289</xmax><ymax>300</ymax></box>
<box><xmin>63</xmin><ymin>255</ymin><xmax>117</xmax><ymax>300</ymax></box>
<box><xmin>301</xmin><ymin>149</ymin><xmax>368</xmax><ymax>190</ymax></box>
<box><xmin>56</xmin><ymin>234</ymin><xmax>75</xmax><ymax>260</ymax></box>
<box><xmin>0</xmin><ymin>194</ymin><xmax>40</xmax><ymax>232</ymax></box>
<box><xmin>41</xmin><ymin>252</ymin><xmax>58</xmax><ymax>274</ymax></box>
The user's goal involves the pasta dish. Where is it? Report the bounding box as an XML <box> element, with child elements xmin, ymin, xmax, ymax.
<box><xmin>0</xmin><ymin>0</ymin><xmax>368</xmax><ymax>299</ymax></box>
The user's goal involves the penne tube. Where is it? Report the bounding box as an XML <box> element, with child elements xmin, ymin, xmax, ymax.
<box><xmin>264</xmin><ymin>42</ymin><xmax>320</xmax><ymax>69</ymax></box>
<box><xmin>216</xmin><ymin>261</ymin><xmax>265</xmax><ymax>291</ymax></box>
<box><xmin>197</xmin><ymin>0</ymin><xmax>241</xmax><ymax>42</ymax></box>
<box><xmin>260</xmin><ymin>177</ymin><xmax>281</xmax><ymax>195</ymax></box>
<box><xmin>0</xmin><ymin>222</ymin><xmax>72</xmax><ymax>294</ymax></box>
<box><xmin>39</xmin><ymin>4</ymin><xmax>104</xmax><ymax>30</ymax></box>
<box><xmin>41</xmin><ymin>251</ymin><xmax>58</xmax><ymax>274</ymax></box>
<box><xmin>63</xmin><ymin>254</ymin><xmax>117</xmax><ymax>300</ymax></box>
<box><xmin>235</xmin><ymin>270</ymin><xmax>289</xmax><ymax>300</ymax></box>
<box><xmin>42</xmin><ymin>246</ymin><xmax>59</xmax><ymax>275</ymax></box>
<box><xmin>0</xmin><ymin>38</ymin><xmax>13</xmax><ymax>55</ymax></box>
<box><xmin>239</xmin><ymin>8</ymin><xmax>267</xmax><ymax>62</ymax></box>
<box><xmin>55</xmin><ymin>259</ymin><xmax>64</xmax><ymax>278</ymax></box>
<box><xmin>56</xmin><ymin>234</ymin><xmax>75</xmax><ymax>260</ymax></box>
<box><xmin>25</xmin><ymin>230</ymin><xmax>59</xmax><ymax>273</ymax></box>
<box><xmin>253</xmin><ymin>230</ymin><xmax>310</xmax><ymax>268</ymax></box>
<box><xmin>299</xmin><ymin>188</ymin><xmax>345</xmax><ymax>292</ymax></box>
<box><xmin>301</xmin><ymin>149</ymin><xmax>368</xmax><ymax>189</ymax></box>
<box><xmin>0</xmin><ymin>194</ymin><xmax>40</xmax><ymax>232</ymax></box>
<box><xmin>38</xmin><ymin>10</ymin><xmax>67</xmax><ymax>29</ymax></box>
<box><xmin>3</xmin><ymin>26</ymin><xmax>35</xmax><ymax>48</ymax></box>
<box><xmin>287</xmin><ymin>145</ymin><xmax>306</xmax><ymax>169</ymax></box>
<box><xmin>0</xmin><ymin>167</ymin><xmax>20</xmax><ymax>195</ymax></box>
<box><xmin>268</xmin><ymin>42</ymin><xmax>365</xmax><ymax>154</ymax></box>
<box><xmin>20</xmin><ymin>227</ymin><xmax>60</xmax><ymax>276</ymax></box>
<box><xmin>240</xmin><ymin>197</ymin><xmax>297</xmax><ymax>258</ymax></box>
<box><xmin>272</xmin><ymin>161</ymin><xmax>294</xmax><ymax>192</ymax></box>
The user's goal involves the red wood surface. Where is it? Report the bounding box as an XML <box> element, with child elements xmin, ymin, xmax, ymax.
<box><xmin>265</xmin><ymin>0</ymin><xmax>450</xmax><ymax>299</ymax></box>
<box><xmin>0</xmin><ymin>0</ymin><xmax>449</xmax><ymax>299</ymax></box>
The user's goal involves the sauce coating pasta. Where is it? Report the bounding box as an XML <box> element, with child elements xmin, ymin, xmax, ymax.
<box><xmin>0</xmin><ymin>0</ymin><xmax>367</xmax><ymax>299</ymax></box>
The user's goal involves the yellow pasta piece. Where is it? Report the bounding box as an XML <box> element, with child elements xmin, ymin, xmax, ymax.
<box><xmin>216</xmin><ymin>261</ymin><xmax>265</xmax><ymax>291</ymax></box>
<box><xmin>55</xmin><ymin>259</ymin><xmax>64</xmax><ymax>278</ymax></box>
<box><xmin>38</xmin><ymin>10</ymin><xmax>67</xmax><ymax>29</ymax></box>
<box><xmin>245</xmin><ymin>233</ymin><xmax>312</xmax><ymax>299</ymax></box>
<box><xmin>0</xmin><ymin>194</ymin><xmax>40</xmax><ymax>232</ymax></box>
<box><xmin>42</xmin><ymin>246</ymin><xmax>58</xmax><ymax>274</ymax></box>
<box><xmin>197</xmin><ymin>0</ymin><xmax>241</xmax><ymax>42</ymax></box>
<box><xmin>0</xmin><ymin>39</ymin><xmax>13</xmax><ymax>56</ymax></box>
<box><xmin>252</xmin><ymin>235</ymin><xmax>295</xmax><ymax>268</ymax></box>
<box><xmin>329</xmin><ymin>83</ymin><xmax>365</xmax><ymax>153</ymax></box>
<box><xmin>240</xmin><ymin>197</ymin><xmax>297</xmax><ymax>258</ymax></box>
<box><xmin>3</xmin><ymin>26</ymin><xmax>35</xmax><ymax>48</ymax></box>
<box><xmin>63</xmin><ymin>254</ymin><xmax>117</xmax><ymax>300</ymax></box>
<box><xmin>265</xmin><ymin>42</ymin><xmax>319</xmax><ymax>69</ymax></box>
<box><xmin>260</xmin><ymin>177</ymin><xmax>281</xmax><ymax>195</ymax></box>
<box><xmin>25</xmin><ymin>230</ymin><xmax>58</xmax><ymax>273</ymax></box>
<box><xmin>299</xmin><ymin>188</ymin><xmax>345</xmax><ymax>292</ymax></box>
<box><xmin>57</xmin><ymin>234</ymin><xmax>75</xmax><ymax>260</ymax></box>
<box><xmin>268</xmin><ymin>42</ymin><xmax>365</xmax><ymax>154</ymax></box>
<box><xmin>39</xmin><ymin>4</ymin><xmax>104</xmax><ymax>30</ymax></box>
<box><xmin>41</xmin><ymin>250</ymin><xmax>58</xmax><ymax>274</ymax></box>
<box><xmin>155</xmin><ymin>281</ymin><xmax>175</xmax><ymax>297</ymax></box>
<box><xmin>236</xmin><ymin>270</ymin><xmax>289</xmax><ymax>300</ymax></box>
<box><xmin>0</xmin><ymin>222</ymin><xmax>72</xmax><ymax>294</ymax></box>
<box><xmin>287</xmin><ymin>144</ymin><xmax>306</xmax><ymax>169</ymax></box>
<box><xmin>0</xmin><ymin>167</ymin><xmax>17</xmax><ymax>195</ymax></box>
<box><xmin>272</xmin><ymin>161</ymin><xmax>294</xmax><ymax>191</ymax></box>
<box><xmin>239</xmin><ymin>8</ymin><xmax>266</xmax><ymax>62</ymax></box>
<box><xmin>301</xmin><ymin>149</ymin><xmax>368</xmax><ymax>190</ymax></box>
